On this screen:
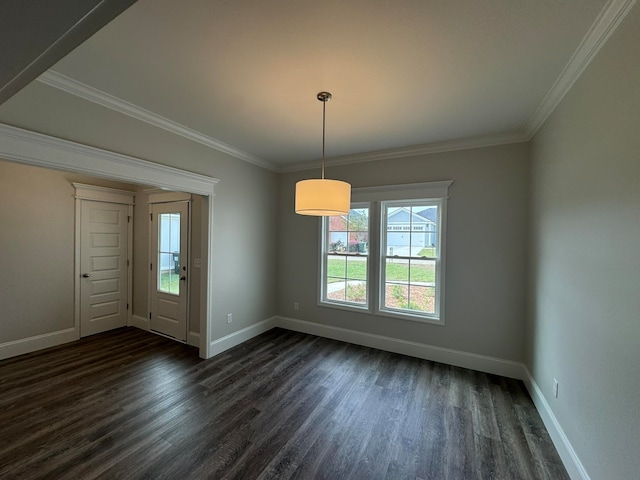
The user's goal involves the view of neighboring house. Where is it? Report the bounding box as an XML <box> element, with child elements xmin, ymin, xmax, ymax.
<box><xmin>328</xmin><ymin>210</ymin><xmax>369</xmax><ymax>253</ymax></box>
<box><xmin>386</xmin><ymin>206</ymin><xmax>437</xmax><ymax>253</ymax></box>
<box><xmin>328</xmin><ymin>206</ymin><xmax>437</xmax><ymax>255</ymax></box>
<box><xmin>159</xmin><ymin>213</ymin><xmax>181</xmax><ymax>272</ymax></box>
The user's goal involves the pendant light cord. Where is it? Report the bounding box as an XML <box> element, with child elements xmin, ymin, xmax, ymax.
<box><xmin>321</xmin><ymin>98</ymin><xmax>326</xmax><ymax>180</ymax></box>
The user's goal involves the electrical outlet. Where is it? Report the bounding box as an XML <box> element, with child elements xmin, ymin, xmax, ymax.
<box><xmin>294</xmin><ymin>302</ymin><xmax>299</xmax><ymax>311</ymax></box>
<box><xmin>227</xmin><ymin>313</ymin><xmax>233</xmax><ymax>324</ymax></box>
<box><xmin>553</xmin><ymin>379</ymin><xmax>559</xmax><ymax>398</ymax></box>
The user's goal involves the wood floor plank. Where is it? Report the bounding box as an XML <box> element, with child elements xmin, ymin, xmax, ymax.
<box><xmin>0</xmin><ymin>327</ymin><xmax>569</xmax><ymax>480</ymax></box>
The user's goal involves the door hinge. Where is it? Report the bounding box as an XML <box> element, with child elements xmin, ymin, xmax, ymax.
<box><xmin>150</xmin><ymin>263</ymin><xmax>153</xmax><ymax>271</ymax></box>
<box><xmin>128</xmin><ymin>215</ymin><xmax>131</xmax><ymax>223</ymax></box>
<box><xmin>126</xmin><ymin>303</ymin><xmax>129</xmax><ymax>310</ymax></box>
<box><xmin>149</xmin><ymin>312</ymin><xmax>152</xmax><ymax>319</ymax></box>
<box><xmin>150</xmin><ymin>213</ymin><xmax>153</xmax><ymax>221</ymax></box>
<box><xmin>127</xmin><ymin>259</ymin><xmax>130</xmax><ymax>267</ymax></box>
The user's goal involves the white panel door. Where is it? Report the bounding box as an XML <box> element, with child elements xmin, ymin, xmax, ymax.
<box><xmin>150</xmin><ymin>201</ymin><xmax>189</xmax><ymax>341</ymax></box>
<box><xmin>80</xmin><ymin>200</ymin><xmax>128</xmax><ymax>336</ymax></box>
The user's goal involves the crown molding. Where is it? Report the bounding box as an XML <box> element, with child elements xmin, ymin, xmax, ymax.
<box><xmin>0</xmin><ymin>122</ymin><xmax>218</xmax><ymax>195</ymax></box>
<box><xmin>0</xmin><ymin>0</ymin><xmax>137</xmax><ymax>105</ymax></box>
<box><xmin>279</xmin><ymin>131</ymin><xmax>529</xmax><ymax>173</ymax></box>
<box><xmin>36</xmin><ymin>69</ymin><xmax>528</xmax><ymax>174</ymax></box>
<box><xmin>34</xmin><ymin>0</ymin><xmax>634</xmax><ymax>172</ymax></box>
<box><xmin>525</xmin><ymin>0</ymin><xmax>637</xmax><ymax>138</ymax></box>
<box><xmin>36</xmin><ymin>70</ymin><xmax>278</xmax><ymax>172</ymax></box>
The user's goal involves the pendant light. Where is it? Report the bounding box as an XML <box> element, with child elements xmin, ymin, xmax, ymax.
<box><xmin>295</xmin><ymin>92</ymin><xmax>351</xmax><ymax>216</ymax></box>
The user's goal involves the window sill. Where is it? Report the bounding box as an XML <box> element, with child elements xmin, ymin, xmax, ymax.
<box><xmin>317</xmin><ymin>301</ymin><xmax>444</xmax><ymax>326</ymax></box>
<box><xmin>318</xmin><ymin>300</ymin><xmax>372</xmax><ymax>315</ymax></box>
<box><xmin>375</xmin><ymin>308</ymin><xmax>444</xmax><ymax>325</ymax></box>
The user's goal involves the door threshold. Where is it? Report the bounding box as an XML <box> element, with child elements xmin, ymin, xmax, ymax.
<box><xmin>150</xmin><ymin>329</ymin><xmax>187</xmax><ymax>344</ymax></box>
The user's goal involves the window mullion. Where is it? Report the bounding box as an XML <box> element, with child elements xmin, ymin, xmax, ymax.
<box><xmin>368</xmin><ymin>201</ymin><xmax>381</xmax><ymax>313</ymax></box>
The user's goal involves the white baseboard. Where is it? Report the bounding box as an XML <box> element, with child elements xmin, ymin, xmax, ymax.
<box><xmin>131</xmin><ymin>314</ymin><xmax>150</xmax><ymax>331</ymax></box>
<box><xmin>275</xmin><ymin>316</ymin><xmax>527</xmax><ymax>380</ymax></box>
<box><xmin>209</xmin><ymin>316</ymin><xmax>277</xmax><ymax>356</ymax></box>
<box><xmin>523</xmin><ymin>369</ymin><xmax>590</xmax><ymax>480</ymax></box>
<box><xmin>188</xmin><ymin>331</ymin><xmax>200</xmax><ymax>347</ymax></box>
<box><xmin>0</xmin><ymin>327</ymin><xmax>78</xmax><ymax>361</ymax></box>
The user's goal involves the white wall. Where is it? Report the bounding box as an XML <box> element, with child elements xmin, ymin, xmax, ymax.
<box><xmin>278</xmin><ymin>142</ymin><xmax>530</xmax><ymax>363</ymax></box>
<box><xmin>526</xmin><ymin>4</ymin><xmax>640</xmax><ymax>479</ymax></box>
<box><xmin>0</xmin><ymin>160</ymin><xmax>75</xmax><ymax>343</ymax></box>
<box><xmin>0</xmin><ymin>80</ymin><xmax>279</xmax><ymax>348</ymax></box>
<box><xmin>3</xmin><ymin>10</ymin><xmax>638</xmax><ymax>476</ymax></box>
<box><xmin>0</xmin><ymin>160</ymin><xmax>138</xmax><ymax>343</ymax></box>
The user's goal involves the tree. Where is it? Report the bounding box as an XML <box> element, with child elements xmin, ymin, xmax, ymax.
<box><xmin>348</xmin><ymin>209</ymin><xmax>369</xmax><ymax>245</ymax></box>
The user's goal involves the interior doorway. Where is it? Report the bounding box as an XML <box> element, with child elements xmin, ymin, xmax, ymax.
<box><xmin>2</xmin><ymin>123</ymin><xmax>218</xmax><ymax>358</ymax></box>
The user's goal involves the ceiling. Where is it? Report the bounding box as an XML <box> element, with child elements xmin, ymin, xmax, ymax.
<box><xmin>2</xmin><ymin>0</ymin><xmax>625</xmax><ymax>171</ymax></box>
<box><xmin>0</xmin><ymin>0</ymin><xmax>135</xmax><ymax>105</ymax></box>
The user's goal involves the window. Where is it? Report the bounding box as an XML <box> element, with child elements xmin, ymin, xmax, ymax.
<box><xmin>380</xmin><ymin>201</ymin><xmax>441</xmax><ymax>320</ymax></box>
<box><xmin>158</xmin><ymin>212</ymin><xmax>181</xmax><ymax>295</ymax></box>
<box><xmin>320</xmin><ymin>205</ymin><xmax>370</xmax><ymax>309</ymax></box>
<box><xmin>319</xmin><ymin>181</ymin><xmax>451</xmax><ymax>324</ymax></box>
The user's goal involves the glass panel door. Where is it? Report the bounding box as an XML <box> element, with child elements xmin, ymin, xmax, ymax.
<box><xmin>157</xmin><ymin>212</ymin><xmax>181</xmax><ymax>295</ymax></box>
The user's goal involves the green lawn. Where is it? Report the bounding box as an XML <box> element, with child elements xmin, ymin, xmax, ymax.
<box><xmin>327</xmin><ymin>258</ymin><xmax>435</xmax><ymax>283</ymax></box>
<box><xmin>417</xmin><ymin>247</ymin><xmax>437</xmax><ymax>257</ymax></box>
<box><xmin>160</xmin><ymin>271</ymin><xmax>180</xmax><ymax>294</ymax></box>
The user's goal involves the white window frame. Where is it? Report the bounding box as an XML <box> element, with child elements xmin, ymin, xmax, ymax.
<box><xmin>377</xmin><ymin>198</ymin><xmax>444</xmax><ymax>324</ymax></box>
<box><xmin>319</xmin><ymin>203</ymin><xmax>372</xmax><ymax>313</ymax></box>
<box><xmin>318</xmin><ymin>181</ymin><xmax>452</xmax><ymax>325</ymax></box>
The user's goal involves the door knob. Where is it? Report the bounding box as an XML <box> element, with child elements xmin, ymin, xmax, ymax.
<box><xmin>180</xmin><ymin>276</ymin><xmax>186</xmax><ymax>281</ymax></box>
<box><xmin>82</xmin><ymin>273</ymin><xmax>90</xmax><ymax>278</ymax></box>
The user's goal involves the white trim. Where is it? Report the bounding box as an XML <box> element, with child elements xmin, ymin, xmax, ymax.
<box><xmin>525</xmin><ymin>0</ymin><xmax>637</xmax><ymax>137</ymax></box>
<box><xmin>275</xmin><ymin>316</ymin><xmax>526</xmax><ymax>379</ymax></box>
<box><xmin>37</xmin><ymin>70</ymin><xmax>278</xmax><ymax>172</ymax></box>
<box><xmin>209</xmin><ymin>317</ymin><xmax>278</xmax><ymax>356</ymax></box>
<box><xmin>317</xmin><ymin>301</ymin><xmax>371</xmax><ymax>315</ymax></box>
<box><xmin>339</xmin><ymin>184</ymin><xmax>451</xmax><ymax>325</ymax></box>
<box><xmin>352</xmin><ymin>181</ymin><xmax>453</xmax><ymax>202</ymax></box>
<box><xmin>205</xmin><ymin>314</ymin><xmax>525</xmax><ymax>380</ymax></box>
<box><xmin>374</xmin><ymin>307</ymin><xmax>444</xmax><ymax>326</ymax></box>
<box><xmin>31</xmin><ymin>1</ymin><xmax>635</xmax><ymax>173</ymax></box>
<box><xmin>280</xmin><ymin>132</ymin><xmax>529</xmax><ymax>172</ymax></box>
<box><xmin>318</xmin><ymin>201</ymin><xmax>373</xmax><ymax>314</ymax></box>
<box><xmin>146</xmin><ymin>190</ymin><xmax>192</xmax><ymax>203</ymax></box>
<box><xmin>377</xmin><ymin>198</ymin><xmax>446</xmax><ymax>324</ymax></box>
<box><xmin>127</xmin><ymin>204</ymin><xmax>134</xmax><ymax>328</ymax></box>
<box><xmin>0</xmin><ymin>328</ymin><xmax>78</xmax><ymax>361</ymax></box>
<box><xmin>523</xmin><ymin>369</ymin><xmax>590</xmax><ymax>480</ymax></box>
<box><xmin>0</xmin><ymin>122</ymin><xmax>217</xmax><ymax>360</ymax></box>
<box><xmin>74</xmin><ymin>195</ymin><xmax>82</xmax><ymax>336</ymax></box>
<box><xmin>131</xmin><ymin>314</ymin><xmax>150</xmax><ymax>331</ymax></box>
<box><xmin>0</xmin><ymin>123</ymin><xmax>218</xmax><ymax>196</ymax></box>
<box><xmin>73</xmin><ymin>183</ymin><xmax>136</xmax><ymax>204</ymax></box>
<box><xmin>187</xmin><ymin>331</ymin><xmax>200</xmax><ymax>347</ymax></box>
<box><xmin>202</xmin><ymin>196</ymin><xmax>214</xmax><ymax>358</ymax></box>
<box><xmin>37</xmin><ymin>69</ymin><xmax>526</xmax><ymax>174</ymax></box>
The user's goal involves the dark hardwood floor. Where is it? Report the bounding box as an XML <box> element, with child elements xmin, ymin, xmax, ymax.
<box><xmin>0</xmin><ymin>327</ymin><xmax>568</xmax><ymax>479</ymax></box>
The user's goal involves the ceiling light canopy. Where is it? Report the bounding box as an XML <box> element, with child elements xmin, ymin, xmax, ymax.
<box><xmin>295</xmin><ymin>92</ymin><xmax>351</xmax><ymax>216</ymax></box>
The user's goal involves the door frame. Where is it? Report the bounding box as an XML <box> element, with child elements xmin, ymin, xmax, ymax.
<box><xmin>73</xmin><ymin>183</ymin><xmax>135</xmax><ymax>336</ymax></box>
<box><xmin>0</xmin><ymin>123</ymin><xmax>218</xmax><ymax>359</ymax></box>
<box><xmin>147</xmin><ymin>191</ymin><xmax>192</xmax><ymax>343</ymax></box>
